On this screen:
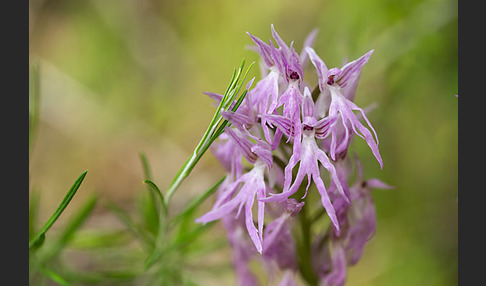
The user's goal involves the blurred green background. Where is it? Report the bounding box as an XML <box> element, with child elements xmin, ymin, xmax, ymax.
<box><xmin>29</xmin><ymin>0</ymin><xmax>457</xmax><ymax>285</ymax></box>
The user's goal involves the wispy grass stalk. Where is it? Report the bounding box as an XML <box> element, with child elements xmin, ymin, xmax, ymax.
<box><xmin>29</xmin><ymin>171</ymin><xmax>88</xmax><ymax>250</ymax></box>
<box><xmin>163</xmin><ymin>59</ymin><xmax>254</xmax><ymax>206</ymax></box>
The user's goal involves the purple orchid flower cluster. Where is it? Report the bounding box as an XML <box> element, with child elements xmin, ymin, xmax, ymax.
<box><xmin>196</xmin><ymin>25</ymin><xmax>392</xmax><ymax>286</ymax></box>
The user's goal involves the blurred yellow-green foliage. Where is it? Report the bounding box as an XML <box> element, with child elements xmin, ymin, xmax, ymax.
<box><xmin>29</xmin><ymin>0</ymin><xmax>457</xmax><ymax>285</ymax></box>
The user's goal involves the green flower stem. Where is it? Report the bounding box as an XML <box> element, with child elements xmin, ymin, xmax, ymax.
<box><xmin>145</xmin><ymin>60</ymin><xmax>253</xmax><ymax>270</ymax></box>
<box><xmin>310</xmin><ymin>207</ymin><xmax>327</xmax><ymax>224</ymax></box>
<box><xmin>164</xmin><ymin>152</ymin><xmax>200</xmax><ymax>207</ymax></box>
<box><xmin>163</xmin><ymin>60</ymin><xmax>253</xmax><ymax>207</ymax></box>
<box><xmin>295</xmin><ymin>185</ymin><xmax>319</xmax><ymax>286</ymax></box>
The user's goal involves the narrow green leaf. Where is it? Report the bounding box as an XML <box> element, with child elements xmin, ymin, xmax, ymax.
<box><xmin>221</xmin><ymin>66</ymin><xmax>238</xmax><ymax>103</ymax></box>
<box><xmin>227</xmin><ymin>61</ymin><xmax>254</xmax><ymax>108</ymax></box>
<box><xmin>55</xmin><ymin>195</ymin><xmax>98</xmax><ymax>248</ymax></box>
<box><xmin>139</xmin><ymin>151</ymin><xmax>153</xmax><ymax>181</ymax></box>
<box><xmin>34</xmin><ymin>197</ymin><xmax>98</xmax><ymax>264</ymax></box>
<box><xmin>220</xmin><ymin>59</ymin><xmax>245</xmax><ymax>111</ymax></box>
<box><xmin>210</xmin><ymin>63</ymin><xmax>252</xmax><ymax>143</ymax></box>
<box><xmin>231</xmin><ymin>89</ymin><xmax>249</xmax><ymax>113</ymax></box>
<box><xmin>139</xmin><ymin>151</ymin><xmax>160</xmax><ymax>234</ymax></box>
<box><xmin>38</xmin><ymin>266</ymin><xmax>71</xmax><ymax>286</ymax></box>
<box><xmin>30</xmin><ymin>233</ymin><xmax>45</xmax><ymax>250</ymax></box>
<box><xmin>164</xmin><ymin>59</ymin><xmax>253</xmax><ymax>206</ymax></box>
<box><xmin>209</xmin><ymin>89</ymin><xmax>249</xmax><ymax>143</ymax></box>
<box><xmin>144</xmin><ymin>247</ymin><xmax>162</xmax><ymax>270</ymax></box>
<box><xmin>238</xmin><ymin>58</ymin><xmax>246</xmax><ymax>72</ymax></box>
<box><xmin>29</xmin><ymin>170</ymin><xmax>88</xmax><ymax>250</ymax></box>
<box><xmin>143</xmin><ymin>179</ymin><xmax>167</xmax><ymax>217</ymax></box>
<box><xmin>142</xmin><ymin>180</ymin><xmax>171</xmax><ymax>270</ymax></box>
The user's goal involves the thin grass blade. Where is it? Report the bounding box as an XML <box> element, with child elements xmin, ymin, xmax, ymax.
<box><xmin>38</xmin><ymin>266</ymin><xmax>71</xmax><ymax>286</ymax></box>
<box><xmin>41</xmin><ymin>195</ymin><xmax>98</xmax><ymax>261</ymax></box>
<box><xmin>143</xmin><ymin>179</ymin><xmax>167</xmax><ymax>217</ymax></box>
<box><xmin>163</xmin><ymin>59</ymin><xmax>253</xmax><ymax>206</ymax></box>
<box><xmin>143</xmin><ymin>179</ymin><xmax>172</xmax><ymax>270</ymax></box>
<box><xmin>29</xmin><ymin>170</ymin><xmax>88</xmax><ymax>250</ymax></box>
<box><xmin>139</xmin><ymin>151</ymin><xmax>160</xmax><ymax>234</ymax></box>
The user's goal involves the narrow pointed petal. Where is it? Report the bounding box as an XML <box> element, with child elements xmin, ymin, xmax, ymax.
<box><xmin>195</xmin><ymin>195</ymin><xmax>242</xmax><ymax>224</ymax></box>
<box><xmin>242</xmin><ymin>77</ymin><xmax>256</xmax><ymax>109</ymax></box>
<box><xmin>348</xmin><ymin>100</ymin><xmax>380</xmax><ymax>146</ymax></box>
<box><xmin>271</xmin><ymin>24</ymin><xmax>290</xmax><ymax>53</ymax></box>
<box><xmin>212</xmin><ymin>178</ymin><xmax>240</xmax><ymax>209</ymax></box>
<box><xmin>247</xmin><ymin>32</ymin><xmax>274</xmax><ymax>68</ymax></box>
<box><xmin>252</xmin><ymin>70</ymin><xmax>280</xmax><ymax>114</ymax></box>
<box><xmin>225</xmin><ymin>127</ymin><xmax>257</xmax><ymax>164</ymax></box>
<box><xmin>314</xmin><ymin>116</ymin><xmax>337</xmax><ymax>139</ymax></box>
<box><xmin>282</xmin><ymin>199</ymin><xmax>305</xmax><ymax>216</ymax></box>
<box><xmin>301</xmin><ymin>87</ymin><xmax>315</xmax><ymax>118</ymax></box>
<box><xmin>365</xmin><ymin>178</ymin><xmax>394</xmax><ymax>190</ymax></box>
<box><xmin>279</xmin><ymin>84</ymin><xmax>304</xmax><ymax>138</ymax></box>
<box><xmin>316</xmin><ymin>146</ymin><xmax>348</xmax><ymax>203</ymax></box>
<box><xmin>269</xmin><ymin>39</ymin><xmax>287</xmax><ymax>75</ymax></box>
<box><xmin>260</xmin><ymin>160</ymin><xmax>305</xmax><ymax>203</ymax></box>
<box><xmin>222</xmin><ymin>110</ymin><xmax>253</xmax><ymax>130</ymax></box>
<box><xmin>260</xmin><ymin>114</ymin><xmax>294</xmax><ymax>138</ymax></box>
<box><xmin>341</xmin><ymin>69</ymin><xmax>362</xmax><ymax>101</ymax></box>
<box><xmin>288</xmin><ymin>42</ymin><xmax>304</xmax><ymax>80</ymax></box>
<box><xmin>328</xmin><ymin>116</ymin><xmax>351</xmax><ymax>161</ymax></box>
<box><xmin>346</xmin><ymin>101</ymin><xmax>383</xmax><ymax>169</ymax></box>
<box><xmin>204</xmin><ymin>91</ymin><xmax>239</xmax><ymax>110</ymax></box>
<box><xmin>271</xmin><ymin>128</ymin><xmax>284</xmax><ymax>151</ymax></box>
<box><xmin>203</xmin><ymin>91</ymin><xmax>223</xmax><ymax>103</ymax></box>
<box><xmin>306</xmin><ymin>47</ymin><xmax>329</xmax><ymax>91</ymax></box>
<box><xmin>312</xmin><ymin>172</ymin><xmax>340</xmax><ymax>232</ymax></box>
<box><xmin>336</xmin><ymin>49</ymin><xmax>373</xmax><ymax>88</ymax></box>
<box><xmin>245</xmin><ymin>195</ymin><xmax>262</xmax><ymax>253</ymax></box>
<box><xmin>257</xmin><ymin>195</ymin><xmax>265</xmax><ymax>244</ymax></box>
<box><xmin>300</xmin><ymin>28</ymin><xmax>319</xmax><ymax>66</ymax></box>
<box><xmin>251</xmin><ymin>144</ymin><xmax>273</xmax><ymax>169</ymax></box>
<box><xmin>261</xmin><ymin>116</ymin><xmax>276</xmax><ymax>145</ymax></box>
